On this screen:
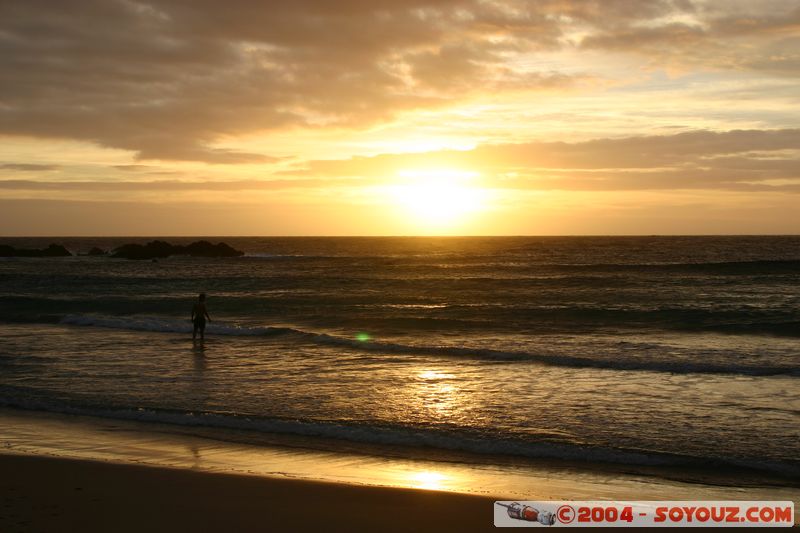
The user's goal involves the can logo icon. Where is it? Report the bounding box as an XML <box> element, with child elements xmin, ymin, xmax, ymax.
<box><xmin>496</xmin><ymin>502</ymin><xmax>556</xmax><ymax>525</ymax></box>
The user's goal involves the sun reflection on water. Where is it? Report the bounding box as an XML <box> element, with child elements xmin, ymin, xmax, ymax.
<box><xmin>410</xmin><ymin>470</ymin><xmax>447</xmax><ymax>490</ymax></box>
<box><xmin>418</xmin><ymin>369</ymin><xmax>453</xmax><ymax>380</ymax></box>
<box><xmin>413</xmin><ymin>369</ymin><xmax>459</xmax><ymax>417</ymax></box>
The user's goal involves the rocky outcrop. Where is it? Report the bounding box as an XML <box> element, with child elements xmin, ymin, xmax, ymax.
<box><xmin>0</xmin><ymin>241</ymin><xmax>244</xmax><ymax>259</ymax></box>
<box><xmin>111</xmin><ymin>240</ymin><xmax>244</xmax><ymax>260</ymax></box>
<box><xmin>0</xmin><ymin>244</ymin><xmax>72</xmax><ymax>257</ymax></box>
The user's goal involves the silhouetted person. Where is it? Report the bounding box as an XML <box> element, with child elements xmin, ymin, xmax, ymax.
<box><xmin>192</xmin><ymin>293</ymin><xmax>211</xmax><ymax>341</ymax></box>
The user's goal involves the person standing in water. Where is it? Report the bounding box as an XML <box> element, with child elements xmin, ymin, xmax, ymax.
<box><xmin>191</xmin><ymin>293</ymin><xmax>211</xmax><ymax>342</ymax></box>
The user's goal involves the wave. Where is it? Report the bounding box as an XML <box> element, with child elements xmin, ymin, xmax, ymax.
<box><xmin>242</xmin><ymin>253</ymin><xmax>330</xmax><ymax>259</ymax></box>
<box><xmin>0</xmin><ymin>398</ymin><xmax>796</xmax><ymax>480</ymax></box>
<box><xmin>553</xmin><ymin>259</ymin><xmax>800</xmax><ymax>273</ymax></box>
<box><xmin>56</xmin><ymin>314</ymin><xmax>800</xmax><ymax>377</ymax></box>
<box><xmin>3</xmin><ymin>294</ymin><xmax>797</xmax><ymax>339</ymax></box>
<box><xmin>236</xmin><ymin>256</ymin><xmax>800</xmax><ymax>273</ymax></box>
<box><xmin>60</xmin><ymin>314</ymin><xmax>295</xmax><ymax>337</ymax></box>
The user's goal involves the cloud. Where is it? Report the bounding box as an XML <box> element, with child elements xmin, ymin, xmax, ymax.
<box><xmin>0</xmin><ymin>1</ymin><xmax>796</xmax><ymax>164</ymax></box>
<box><xmin>0</xmin><ymin>0</ymin><xmax>482</xmax><ymax>163</ymax></box>
<box><xmin>288</xmin><ymin>128</ymin><xmax>800</xmax><ymax>191</ymax></box>
<box><xmin>112</xmin><ymin>165</ymin><xmax>156</xmax><ymax>172</ymax></box>
<box><xmin>0</xmin><ymin>163</ymin><xmax>59</xmax><ymax>171</ymax></box>
<box><xmin>579</xmin><ymin>1</ymin><xmax>800</xmax><ymax>75</ymax></box>
<box><xmin>0</xmin><ymin>178</ymin><xmax>361</xmax><ymax>192</ymax></box>
<box><xmin>4</xmin><ymin>129</ymin><xmax>798</xmax><ymax>195</ymax></box>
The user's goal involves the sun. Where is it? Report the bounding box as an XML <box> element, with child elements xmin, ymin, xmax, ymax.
<box><xmin>386</xmin><ymin>168</ymin><xmax>487</xmax><ymax>228</ymax></box>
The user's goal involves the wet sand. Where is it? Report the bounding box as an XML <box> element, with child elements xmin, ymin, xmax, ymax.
<box><xmin>0</xmin><ymin>453</ymin><xmax>497</xmax><ymax>532</ymax></box>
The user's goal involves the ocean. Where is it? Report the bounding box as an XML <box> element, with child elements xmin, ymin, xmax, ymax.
<box><xmin>1</xmin><ymin>236</ymin><xmax>798</xmax><ymax>484</ymax></box>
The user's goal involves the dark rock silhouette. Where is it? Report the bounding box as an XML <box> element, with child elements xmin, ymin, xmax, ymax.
<box><xmin>184</xmin><ymin>240</ymin><xmax>244</xmax><ymax>257</ymax></box>
<box><xmin>111</xmin><ymin>240</ymin><xmax>244</xmax><ymax>260</ymax></box>
<box><xmin>0</xmin><ymin>241</ymin><xmax>244</xmax><ymax>259</ymax></box>
<box><xmin>0</xmin><ymin>243</ymin><xmax>72</xmax><ymax>257</ymax></box>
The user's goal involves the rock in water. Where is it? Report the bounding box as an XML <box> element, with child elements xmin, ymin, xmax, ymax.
<box><xmin>0</xmin><ymin>243</ymin><xmax>72</xmax><ymax>257</ymax></box>
<box><xmin>111</xmin><ymin>240</ymin><xmax>244</xmax><ymax>260</ymax></box>
<box><xmin>184</xmin><ymin>240</ymin><xmax>245</xmax><ymax>257</ymax></box>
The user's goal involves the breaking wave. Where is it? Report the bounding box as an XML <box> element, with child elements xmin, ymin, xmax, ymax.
<box><xmin>56</xmin><ymin>314</ymin><xmax>799</xmax><ymax>377</ymax></box>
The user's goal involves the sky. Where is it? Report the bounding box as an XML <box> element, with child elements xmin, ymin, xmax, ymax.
<box><xmin>1</xmin><ymin>0</ymin><xmax>799</xmax><ymax>236</ymax></box>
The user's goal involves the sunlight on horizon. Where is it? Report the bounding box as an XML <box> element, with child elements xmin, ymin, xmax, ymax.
<box><xmin>384</xmin><ymin>169</ymin><xmax>489</xmax><ymax>231</ymax></box>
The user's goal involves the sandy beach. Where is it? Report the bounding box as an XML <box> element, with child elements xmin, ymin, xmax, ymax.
<box><xmin>0</xmin><ymin>453</ymin><xmax>498</xmax><ymax>533</ymax></box>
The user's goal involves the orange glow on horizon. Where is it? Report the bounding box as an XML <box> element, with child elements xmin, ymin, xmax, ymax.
<box><xmin>383</xmin><ymin>168</ymin><xmax>490</xmax><ymax>231</ymax></box>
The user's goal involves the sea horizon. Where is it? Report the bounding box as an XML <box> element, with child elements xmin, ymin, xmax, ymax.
<box><xmin>4</xmin><ymin>233</ymin><xmax>800</xmax><ymax>238</ymax></box>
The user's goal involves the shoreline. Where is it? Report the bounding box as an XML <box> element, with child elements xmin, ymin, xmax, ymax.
<box><xmin>2</xmin><ymin>403</ymin><xmax>797</xmax><ymax>492</ymax></box>
<box><xmin>0</xmin><ymin>453</ymin><xmax>497</xmax><ymax>533</ymax></box>
<box><xmin>2</xmin><ymin>408</ymin><xmax>798</xmax><ymax>499</ymax></box>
